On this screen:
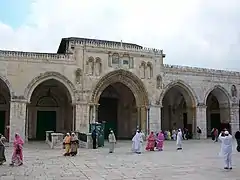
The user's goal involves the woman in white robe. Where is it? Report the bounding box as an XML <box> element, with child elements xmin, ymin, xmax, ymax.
<box><xmin>218</xmin><ymin>131</ymin><xmax>233</xmax><ymax>169</ymax></box>
<box><xmin>176</xmin><ymin>129</ymin><xmax>183</xmax><ymax>150</ymax></box>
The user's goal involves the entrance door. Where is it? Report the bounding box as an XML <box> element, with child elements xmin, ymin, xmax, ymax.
<box><xmin>98</xmin><ymin>98</ymin><xmax>118</xmax><ymax>139</ymax></box>
<box><xmin>0</xmin><ymin>111</ymin><xmax>5</xmax><ymax>135</ymax></box>
<box><xmin>183</xmin><ymin>113</ymin><xmax>187</xmax><ymax>128</ymax></box>
<box><xmin>210</xmin><ymin>113</ymin><xmax>221</xmax><ymax>132</ymax></box>
<box><xmin>36</xmin><ymin>111</ymin><xmax>56</xmax><ymax>140</ymax></box>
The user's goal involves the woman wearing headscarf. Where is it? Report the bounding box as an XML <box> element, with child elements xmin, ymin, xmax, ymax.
<box><xmin>63</xmin><ymin>133</ymin><xmax>71</xmax><ymax>156</ymax></box>
<box><xmin>10</xmin><ymin>133</ymin><xmax>24</xmax><ymax>166</ymax></box>
<box><xmin>108</xmin><ymin>130</ymin><xmax>116</xmax><ymax>153</ymax></box>
<box><xmin>156</xmin><ymin>131</ymin><xmax>164</xmax><ymax>151</ymax></box>
<box><xmin>70</xmin><ymin>133</ymin><xmax>79</xmax><ymax>156</ymax></box>
<box><xmin>145</xmin><ymin>131</ymin><xmax>155</xmax><ymax>151</ymax></box>
<box><xmin>235</xmin><ymin>131</ymin><xmax>240</xmax><ymax>152</ymax></box>
<box><xmin>0</xmin><ymin>134</ymin><xmax>6</xmax><ymax>165</ymax></box>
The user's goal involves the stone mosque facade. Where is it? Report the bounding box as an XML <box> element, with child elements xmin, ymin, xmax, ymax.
<box><xmin>0</xmin><ymin>37</ymin><xmax>239</xmax><ymax>142</ymax></box>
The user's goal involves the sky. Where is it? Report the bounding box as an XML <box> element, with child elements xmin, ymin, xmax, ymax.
<box><xmin>0</xmin><ymin>0</ymin><xmax>240</xmax><ymax>71</ymax></box>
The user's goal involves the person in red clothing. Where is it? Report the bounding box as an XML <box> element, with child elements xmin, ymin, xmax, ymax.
<box><xmin>145</xmin><ymin>131</ymin><xmax>155</xmax><ymax>151</ymax></box>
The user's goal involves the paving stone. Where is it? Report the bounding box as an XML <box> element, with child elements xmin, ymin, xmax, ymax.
<box><xmin>0</xmin><ymin>140</ymin><xmax>239</xmax><ymax>180</ymax></box>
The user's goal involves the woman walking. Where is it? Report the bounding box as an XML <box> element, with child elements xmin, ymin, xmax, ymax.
<box><xmin>70</xmin><ymin>133</ymin><xmax>79</xmax><ymax>156</ymax></box>
<box><xmin>156</xmin><ymin>131</ymin><xmax>164</xmax><ymax>151</ymax></box>
<box><xmin>63</xmin><ymin>133</ymin><xmax>71</xmax><ymax>156</ymax></box>
<box><xmin>10</xmin><ymin>133</ymin><xmax>24</xmax><ymax>166</ymax></box>
<box><xmin>0</xmin><ymin>134</ymin><xmax>6</xmax><ymax>165</ymax></box>
<box><xmin>145</xmin><ymin>131</ymin><xmax>155</xmax><ymax>151</ymax></box>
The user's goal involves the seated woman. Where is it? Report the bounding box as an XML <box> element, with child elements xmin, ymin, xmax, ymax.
<box><xmin>145</xmin><ymin>132</ymin><xmax>155</xmax><ymax>151</ymax></box>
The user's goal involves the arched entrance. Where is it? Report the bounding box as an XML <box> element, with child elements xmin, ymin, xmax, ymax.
<box><xmin>205</xmin><ymin>86</ymin><xmax>231</xmax><ymax>136</ymax></box>
<box><xmin>160</xmin><ymin>82</ymin><xmax>196</xmax><ymax>137</ymax></box>
<box><xmin>98</xmin><ymin>82</ymin><xmax>137</xmax><ymax>139</ymax></box>
<box><xmin>27</xmin><ymin>79</ymin><xmax>73</xmax><ymax>140</ymax></box>
<box><xmin>0</xmin><ymin>78</ymin><xmax>11</xmax><ymax>138</ymax></box>
<box><xmin>91</xmin><ymin>70</ymin><xmax>149</xmax><ymax>139</ymax></box>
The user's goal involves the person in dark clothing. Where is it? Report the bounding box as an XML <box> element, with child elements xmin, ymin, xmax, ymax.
<box><xmin>235</xmin><ymin>131</ymin><xmax>240</xmax><ymax>152</ymax></box>
<box><xmin>91</xmin><ymin>129</ymin><xmax>97</xmax><ymax>149</ymax></box>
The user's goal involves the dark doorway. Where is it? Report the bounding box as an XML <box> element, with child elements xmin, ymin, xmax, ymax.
<box><xmin>98</xmin><ymin>98</ymin><xmax>118</xmax><ymax>139</ymax></box>
<box><xmin>210</xmin><ymin>113</ymin><xmax>221</xmax><ymax>135</ymax></box>
<box><xmin>183</xmin><ymin>113</ymin><xmax>187</xmax><ymax>128</ymax></box>
<box><xmin>36</xmin><ymin>111</ymin><xmax>56</xmax><ymax>140</ymax></box>
<box><xmin>0</xmin><ymin>111</ymin><xmax>5</xmax><ymax>135</ymax></box>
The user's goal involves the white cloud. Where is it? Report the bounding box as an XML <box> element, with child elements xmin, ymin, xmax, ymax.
<box><xmin>0</xmin><ymin>0</ymin><xmax>240</xmax><ymax>70</ymax></box>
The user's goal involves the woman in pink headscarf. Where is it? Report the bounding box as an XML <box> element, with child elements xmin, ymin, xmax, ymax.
<box><xmin>156</xmin><ymin>131</ymin><xmax>164</xmax><ymax>151</ymax></box>
<box><xmin>10</xmin><ymin>133</ymin><xmax>24</xmax><ymax>166</ymax></box>
<box><xmin>145</xmin><ymin>131</ymin><xmax>155</xmax><ymax>151</ymax></box>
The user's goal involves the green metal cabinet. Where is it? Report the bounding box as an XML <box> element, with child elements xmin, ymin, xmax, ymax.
<box><xmin>90</xmin><ymin>122</ymin><xmax>105</xmax><ymax>147</ymax></box>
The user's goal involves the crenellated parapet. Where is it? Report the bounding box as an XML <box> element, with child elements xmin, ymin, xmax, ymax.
<box><xmin>0</xmin><ymin>50</ymin><xmax>73</xmax><ymax>61</ymax></box>
<box><xmin>58</xmin><ymin>37</ymin><xmax>166</xmax><ymax>56</ymax></box>
<box><xmin>163</xmin><ymin>64</ymin><xmax>240</xmax><ymax>77</ymax></box>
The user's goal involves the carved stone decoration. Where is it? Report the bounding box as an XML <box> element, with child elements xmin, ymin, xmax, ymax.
<box><xmin>146</xmin><ymin>62</ymin><xmax>153</xmax><ymax>79</ymax></box>
<box><xmin>75</xmin><ymin>68</ymin><xmax>82</xmax><ymax>84</ymax></box>
<box><xmin>156</xmin><ymin>75</ymin><xmax>162</xmax><ymax>89</ymax></box>
<box><xmin>112</xmin><ymin>53</ymin><xmax>120</xmax><ymax>65</ymax></box>
<box><xmin>86</xmin><ymin>57</ymin><xmax>94</xmax><ymax>75</ymax></box>
<box><xmin>139</xmin><ymin>61</ymin><xmax>146</xmax><ymax>79</ymax></box>
<box><xmin>95</xmin><ymin>57</ymin><xmax>102</xmax><ymax>76</ymax></box>
<box><xmin>231</xmin><ymin>85</ymin><xmax>237</xmax><ymax>97</ymax></box>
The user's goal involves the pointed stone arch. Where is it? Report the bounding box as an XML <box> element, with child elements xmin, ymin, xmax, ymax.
<box><xmin>24</xmin><ymin>71</ymin><xmax>76</xmax><ymax>103</ymax></box>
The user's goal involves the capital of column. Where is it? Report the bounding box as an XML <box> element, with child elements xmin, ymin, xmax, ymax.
<box><xmin>11</xmin><ymin>96</ymin><xmax>27</xmax><ymax>103</ymax></box>
<box><xmin>197</xmin><ymin>103</ymin><xmax>207</xmax><ymax>108</ymax></box>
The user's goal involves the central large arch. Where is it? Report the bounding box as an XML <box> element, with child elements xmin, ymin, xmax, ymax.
<box><xmin>91</xmin><ymin>69</ymin><xmax>149</xmax><ymax>139</ymax></box>
<box><xmin>159</xmin><ymin>81</ymin><xmax>197</xmax><ymax>138</ymax></box>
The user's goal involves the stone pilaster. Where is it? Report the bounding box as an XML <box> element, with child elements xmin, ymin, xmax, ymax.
<box><xmin>230</xmin><ymin>105</ymin><xmax>239</xmax><ymax>137</ymax></box>
<box><xmin>75</xmin><ymin>102</ymin><xmax>89</xmax><ymax>133</ymax></box>
<box><xmin>10</xmin><ymin>98</ymin><xmax>27</xmax><ymax>142</ymax></box>
<box><xmin>149</xmin><ymin>104</ymin><xmax>161</xmax><ymax>133</ymax></box>
<box><xmin>196</xmin><ymin>103</ymin><xmax>207</xmax><ymax>139</ymax></box>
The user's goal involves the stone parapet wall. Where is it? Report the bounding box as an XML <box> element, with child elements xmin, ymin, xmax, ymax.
<box><xmin>163</xmin><ymin>64</ymin><xmax>240</xmax><ymax>77</ymax></box>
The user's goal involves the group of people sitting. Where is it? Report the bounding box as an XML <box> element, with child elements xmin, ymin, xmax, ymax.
<box><xmin>63</xmin><ymin>132</ymin><xmax>79</xmax><ymax>156</ymax></box>
<box><xmin>0</xmin><ymin>133</ymin><xmax>24</xmax><ymax>166</ymax></box>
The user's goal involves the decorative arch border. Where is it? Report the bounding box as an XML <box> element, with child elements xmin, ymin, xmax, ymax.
<box><xmin>90</xmin><ymin>69</ymin><xmax>149</xmax><ymax>107</ymax></box>
<box><xmin>0</xmin><ymin>73</ymin><xmax>14</xmax><ymax>97</ymax></box>
<box><xmin>24</xmin><ymin>71</ymin><xmax>76</xmax><ymax>103</ymax></box>
<box><xmin>158</xmin><ymin>80</ymin><xmax>199</xmax><ymax>107</ymax></box>
<box><xmin>203</xmin><ymin>85</ymin><xmax>231</xmax><ymax>105</ymax></box>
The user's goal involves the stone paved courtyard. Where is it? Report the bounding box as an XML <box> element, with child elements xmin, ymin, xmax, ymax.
<box><xmin>0</xmin><ymin>139</ymin><xmax>239</xmax><ymax>180</ymax></box>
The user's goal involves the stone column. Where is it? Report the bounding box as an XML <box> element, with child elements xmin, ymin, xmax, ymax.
<box><xmin>9</xmin><ymin>98</ymin><xmax>27</xmax><ymax>142</ymax></box>
<box><xmin>149</xmin><ymin>104</ymin><xmax>162</xmax><ymax>133</ymax></box>
<box><xmin>140</xmin><ymin>106</ymin><xmax>147</xmax><ymax>133</ymax></box>
<box><xmin>230</xmin><ymin>104</ymin><xmax>239</xmax><ymax>137</ymax></box>
<box><xmin>75</xmin><ymin>102</ymin><xmax>89</xmax><ymax>133</ymax></box>
<box><xmin>196</xmin><ymin>103</ymin><xmax>207</xmax><ymax>139</ymax></box>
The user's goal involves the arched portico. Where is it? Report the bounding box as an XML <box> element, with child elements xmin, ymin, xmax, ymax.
<box><xmin>0</xmin><ymin>76</ymin><xmax>11</xmax><ymax>138</ymax></box>
<box><xmin>90</xmin><ymin>69</ymin><xmax>149</xmax><ymax>138</ymax></box>
<box><xmin>159</xmin><ymin>81</ymin><xmax>197</xmax><ymax>137</ymax></box>
<box><xmin>25</xmin><ymin>72</ymin><xmax>76</xmax><ymax>140</ymax></box>
<box><xmin>205</xmin><ymin>85</ymin><xmax>231</xmax><ymax>136</ymax></box>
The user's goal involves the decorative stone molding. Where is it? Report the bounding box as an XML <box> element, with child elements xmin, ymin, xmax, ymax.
<box><xmin>95</xmin><ymin>57</ymin><xmax>102</xmax><ymax>76</ymax></box>
<box><xmin>163</xmin><ymin>64</ymin><xmax>240</xmax><ymax>77</ymax></box>
<box><xmin>90</xmin><ymin>69</ymin><xmax>149</xmax><ymax>107</ymax></box>
<box><xmin>75</xmin><ymin>68</ymin><xmax>82</xmax><ymax>84</ymax></box>
<box><xmin>139</xmin><ymin>61</ymin><xmax>146</xmax><ymax>79</ymax></box>
<box><xmin>71</xmin><ymin>39</ymin><xmax>164</xmax><ymax>56</ymax></box>
<box><xmin>0</xmin><ymin>50</ymin><xmax>72</xmax><ymax>61</ymax></box>
<box><xmin>86</xmin><ymin>57</ymin><xmax>94</xmax><ymax>75</ymax></box>
<box><xmin>156</xmin><ymin>75</ymin><xmax>162</xmax><ymax>89</ymax></box>
<box><xmin>24</xmin><ymin>71</ymin><xmax>76</xmax><ymax>103</ymax></box>
<box><xmin>146</xmin><ymin>62</ymin><xmax>153</xmax><ymax>79</ymax></box>
<box><xmin>158</xmin><ymin>80</ymin><xmax>198</xmax><ymax>107</ymax></box>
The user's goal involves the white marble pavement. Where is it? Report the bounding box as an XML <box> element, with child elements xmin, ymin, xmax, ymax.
<box><xmin>0</xmin><ymin>140</ymin><xmax>239</xmax><ymax>180</ymax></box>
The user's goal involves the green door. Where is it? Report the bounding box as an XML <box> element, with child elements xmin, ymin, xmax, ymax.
<box><xmin>36</xmin><ymin>111</ymin><xmax>56</xmax><ymax>140</ymax></box>
<box><xmin>0</xmin><ymin>111</ymin><xmax>5</xmax><ymax>135</ymax></box>
<box><xmin>98</xmin><ymin>98</ymin><xmax>118</xmax><ymax>139</ymax></box>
